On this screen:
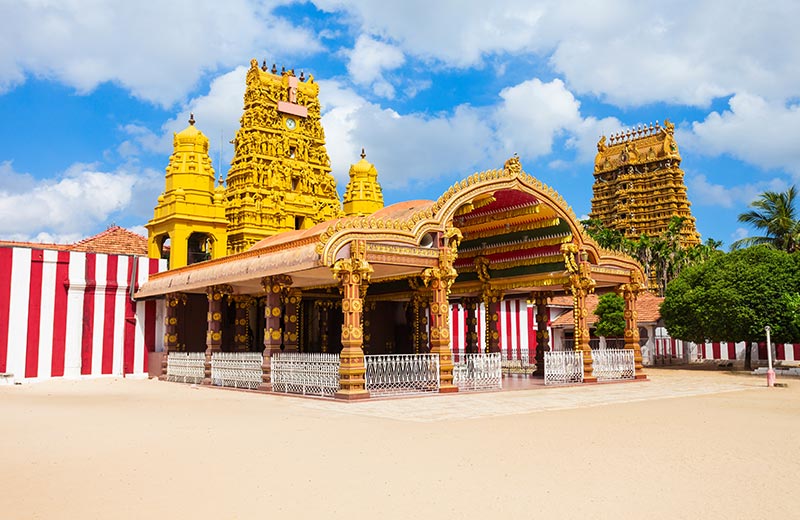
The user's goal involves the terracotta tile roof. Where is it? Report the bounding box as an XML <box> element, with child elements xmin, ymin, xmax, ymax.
<box><xmin>550</xmin><ymin>291</ymin><xmax>663</xmax><ymax>327</ymax></box>
<box><xmin>70</xmin><ymin>226</ymin><xmax>149</xmax><ymax>256</ymax></box>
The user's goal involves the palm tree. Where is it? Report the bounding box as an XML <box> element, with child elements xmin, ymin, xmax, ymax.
<box><xmin>732</xmin><ymin>186</ymin><xmax>800</xmax><ymax>252</ymax></box>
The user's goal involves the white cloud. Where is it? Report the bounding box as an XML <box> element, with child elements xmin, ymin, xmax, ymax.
<box><xmin>0</xmin><ymin>162</ymin><xmax>160</xmax><ymax>241</ymax></box>
<box><xmin>346</xmin><ymin>35</ymin><xmax>405</xmax><ymax>98</ymax></box>
<box><xmin>731</xmin><ymin>227</ymin><xmax>749</xmax><ymax>242</ymax></box>
<box><xmin>687</xmin><ymin>173</ymin><xmax>789</xmax><ymax>209</ymax></box>
<box><xmin>681</xmin><ymin>94</ymin><xmax>800</xmax><ymax>176</ymax></box>
<box><xmin>320</xmin><ymin>76</ymin><xmax>619</xmax><ymax>190</ymax></box>
<box><xmin>315</xmin><ymin>0</ymin><xmax>800</xmax><ymax>107</ymax></box>
<box><xmin>0</xmin><ymin>1</ymin><xmax>321</xmax><ymax>106</ymax></box>
<box><xmin>320</xmin><ymin>80</ymin><xmax>499</xmax><ymax>190</ymax></box>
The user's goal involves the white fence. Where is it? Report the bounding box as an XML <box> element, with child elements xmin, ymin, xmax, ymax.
<box><xmin>544</xmin><ymin>351</ymin><xmax>584</xmax><ymax>385</ymax></box>
<box><xmin>166</xmin><ymin>352</ymin><xmax>205</xmax><ymax>384</ymax></box>
<box><xmin>591</xmin><ymin>349</ymin><xmax>635</xmax><ymax>381</ymax></box>
<box><xmin>453</xmin><ymin>353</ymin><xmax>502</xmax><ymax>391</ymax></box>
<box><xmin>271</xmin><ymin>352</ymin><xmax>340</xmax><ymax>397</ymax></box>
<box><xmin>365</xmin><ymin>354</ymin><xmax>440</xmax><ymax>396</ymax></box>
<box><xmin>211</xmin><ymin>352</ymin><xmax>263</xmax><ymax>390</ymax></box>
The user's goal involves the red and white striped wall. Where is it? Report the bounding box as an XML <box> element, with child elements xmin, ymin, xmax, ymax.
<box><xmin>449</xmin><ymin>299</ymin><xmax>551</xmax><ymax>359</ymax></box>
<box><xmin>696</xmin><ymin>341</ymin><xmax>800</xmax><ymax>362</ymax></box>
<box><xmin>0</xmin><ymin>247</ymin><xmax>166</xmax><ymax>381</ymax></box>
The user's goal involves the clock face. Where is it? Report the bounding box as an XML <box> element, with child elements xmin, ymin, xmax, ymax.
<box><xmin>285</xmin><ymin>117</ymin><xmax>297</xmax><ymax>130</ymax></box>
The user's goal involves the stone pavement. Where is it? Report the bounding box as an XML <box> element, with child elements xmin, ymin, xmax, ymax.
<box><xmin>296</xmin><ymin>371</ymin><xmax>762</xmax><ymax>422</ymax></box>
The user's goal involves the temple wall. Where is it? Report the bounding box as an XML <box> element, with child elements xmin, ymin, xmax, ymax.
<box><xmin>0</xmin><ymin>247</ymin><xmax>166</xmax><ymax>383</ymax></box>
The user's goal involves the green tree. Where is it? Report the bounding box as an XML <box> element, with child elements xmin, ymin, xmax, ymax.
<box><xmin>660</xmin><ymin>246</ymin><xmax>800</xmax><ymax>369</ymax></box>
<box><xmin>581</xmin><ymin>217</ymin><xmax>722</xmax><ymax>297</ymax></box>
<box><xmin>732</xmin><ymin>186</ymin><xmax>800</xmax><ymax>252</ymax></box>
<box><xmin>594</xmin><ymin>292</ymin><xmax>625</xmax><ymax>338</ymax></box>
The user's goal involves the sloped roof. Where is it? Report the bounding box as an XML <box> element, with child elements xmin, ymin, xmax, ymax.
<box><xmin>70</xmin><ymin>226</ymin><xmax>148</xmax><ymax>255</ymax></box>
<box><xmin>550</xmin><ymin>291</ymin><xmax>663</xmax><ymax>327</ymax></box>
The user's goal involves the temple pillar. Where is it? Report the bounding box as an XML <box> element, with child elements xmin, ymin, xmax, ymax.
<box><xmin>463</xmin><ymin>297</ymin><xmax>480</xmax><ymax>354</ymax></box>
<box><xmin>282</xmin><ymin>289</ymin><xmax>301</xmax><ymax>352</ymax></box>
<box><xmin>259</xmin><ymin>276</ymin><xmax>289</xmax><ymax>390</ymax></box>
<box><xmin>363</xmin><ymin>301</ymin><xmax>376</xmax><ymax>355</ymax></box>
<box><xmin>422</xmin><ymin>230</ymin><xmax>461</xmax><ymax>393</ymax></box>
<box><xmin>333</xmin><ymin>241</ymin><xmax>371</xmax><ymax>400</ymax></box>
<box><xmin>160</xmin><ymin>292</ymin><xmax>186</xmax><ymax>379</ymax></box>
<box><xmin>482</xmin><ymin>289</ymin><xmax>502</xmax><ymax>354</ymax></box>
<box><xmin>232</xmin><ymin>295</ymin><xmax>252</xmax><ymax>352</ymax></box>
<box><xmin>562</xmin><ymin>243</ymin><xmax>597</xmax><ymax>383</ymax></box>
<box><xmin>619</xmin><ymin>274</ymin><xmax>647</xmax><ymax>379</ymax></box>
<box><xmin>533</xmin><ymin>292</ymin><xmax>552</xmax><ymax>376</ymax></box>
<box><xmin>204</xmin><ymin>285</ymin><xmax>231</xmax><ymax>385</ymax></box>
<box><xmin>411</xmin><ymin>289</ymin><xmax>430</xmax><ymax>354</ymax></box>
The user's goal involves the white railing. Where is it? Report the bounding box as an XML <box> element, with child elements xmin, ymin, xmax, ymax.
<box><xmin>544</xmin><ymin>351</ymin><xmax>584</xmax><ymax>385</ymax></box>
<box><xmin>591</xmin><ymin>349</ymin><xmax>635</xmax><ymax>381</ymax></box>
<box><xmin>166</xmin><ymin>352</ymin><xmax>205</xmax><ymax>384</ymax></box>
<box><xmin>271</xmin><ymin>352</ymin><xmax>340</xmax><ymax>397</ymax></box>
<box><xmin>454</xmin><ymin>353</ymin><xmax>502</xmax><ymax>391</ymax></box>
<box><xmin>365</xmin><ymin>354</ymin><xmax>439</xmax><ymax>396</ymax></box>
<box><xmin>211</xmin><ymin>352</ymin><xmax>263</xmax><ymax>390</ymax></box>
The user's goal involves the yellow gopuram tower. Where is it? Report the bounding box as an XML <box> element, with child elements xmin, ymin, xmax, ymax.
<box><xmin>342</xmin><ymin>149</ymin><xmax>384</xmax><ymax>216</ymax></box>
<box><xmin>590</xmin><ymin>119</ymin><xmax>700</xmax><ymax>247</ymax></box>
<box><xmin>146</xmin><ymin>115</ymin><xmax>228</xmax><ymax>269</ymax></box>
<box><xmin>224</xmin><ymin>59</ymin><xmax>342</xmax><ymax>253</ymax></box>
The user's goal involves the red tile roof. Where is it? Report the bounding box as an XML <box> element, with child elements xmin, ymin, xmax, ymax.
<box><xmin>550</xmin><ymin>291</ymin><xmax>663</xmax><ymax>327</ymax></box>
<box><xmin>70</xmin><ymin>226</ymin><xmax>148</xmax><ymax>255</ymax></box>
<box><xmin>0</xmin><ymin>226</ymin><xmax>148</xmax><ymax>256</ymax></box>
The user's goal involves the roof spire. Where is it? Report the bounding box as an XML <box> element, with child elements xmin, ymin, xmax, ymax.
<box><xmin>361</xmin><ymin>147</ymin><xmax>366</xmax><ymax>159</ymax></box>
<box><xmin>188</xmin><ymin>113</ymin><xmax>195</xmax><ymax>126</ymax></box>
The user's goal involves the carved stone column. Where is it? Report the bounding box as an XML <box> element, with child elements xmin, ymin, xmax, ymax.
<box><xmin>422</xmin><ymin>229</ymin><xmax>461</xmax><ymax>393</ymax></box>
<box><xmin>411</xmin><ymin>288</ymin><xmax>430</xmax><ymax>354</ymax></box>
<box><xmin>204</xmin><ymin>285</ymin><xmax>231</xmax><ymax>385</ymax></box>
<box><xmin>533</xmin><ymin>292</ymin><xmax>553</xmax><ymax>376</ymax></box>
<box><xmin>282</xmin><ymin>289</ymin><xmax>301</xmax><ymax>352</ymax></box>
<box><xmin>562</xmin><ymin>244</ymin><xmax>597</xmax><ymax>383</ymax></box>
<box><xmin>482</xmin><ymin>289</ymin><xmax>502</xmax><ymax>354</ymax></box>
<box><xmin>160</xmin><ymin>292</ymin><xmax>186</xmax><ymax>379</ymax></box>
<box><xmin>463</xmin><ymin>297</ymin><xmax>480</xmax><ymax>354</ymax></box>
<box><xmin>333</xmin><ymin>241</ymin><xmax>371</xmax><ymax>400</ymax></box>
<box><xmin>232</xmin><ymin>295</ymin><xmax>253</xmax><ymax>352</ymax></box>
<box><xmin>363</xmin><ymin>301</ymin><xmax>376</xmax><ymax>355</ymax></box>
<box><xmin>259</xmin><ymin>275</ymin><xmax>290</xmax><ymax>390</ymax></box>
<box><xmin>619</xmin><ymin>272</ymin><xmax>647</xmax><ymax>379</ymax></box>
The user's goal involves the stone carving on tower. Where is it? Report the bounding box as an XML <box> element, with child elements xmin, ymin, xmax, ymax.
<box><xmin>224</xmin><ymin>59</ymin><xmax>343</xmax><ymax>254</ymax></box>
<box><xmin>343</xmin><ymin>149</ymin><xmax>384</xmax><ymax>217</ymax></box>
<box><xmin>590</xmin><ymin>119</ymin><xmax>700</xmax><ymax>247</ymax></box>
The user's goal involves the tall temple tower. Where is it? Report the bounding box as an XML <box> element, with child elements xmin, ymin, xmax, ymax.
<box><xmin>590</xmin><ymin>120</ymin><xmax>700</xmax><ymax>246</ymax></box>
<box><xmin>224</xmin><ymin>59</ymin><xmax>342</xmax><ymax>253</ymax></box>
<box><xmin>146</xmin><ymin>115</ymin><xmax>228</xmax><ymax>269</ymax></box>
<box><xmin>342</xmin><ymin>149</ymin><xmax>384</xmax><ymax>216</ymax></box>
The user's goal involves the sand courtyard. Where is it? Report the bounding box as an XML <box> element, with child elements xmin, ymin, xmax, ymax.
<box><xmin>1</xmin><ymin>369</ymin><xmax>797</xmax><ymax>519</ymax></box>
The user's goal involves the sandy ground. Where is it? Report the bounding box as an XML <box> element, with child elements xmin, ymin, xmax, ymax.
<box><xmin>1</xmin><ymin>369</ymin><xmax>798</xmax><ymax>520</ymax></box>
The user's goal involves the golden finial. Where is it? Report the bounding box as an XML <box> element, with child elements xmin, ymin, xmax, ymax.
<box><xmin>188</xmin><ymin>113</ymin><xmax>195</xmax><ymax>126</ymax></box>
<box><xmin>361</xmin><ymin>147</ymin><xmax>366</xmax><ymax>159</ymax></box>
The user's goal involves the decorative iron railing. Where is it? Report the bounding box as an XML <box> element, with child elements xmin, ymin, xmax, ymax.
<box><xmin>211</xmin><ymin>352</ymin><xmax>263</xmax><ymax>390</ymax></box>
<box><xmin>591</xmin><ymin>349</ymin><xmax>635</xmax><ymax>381</ymax></box>
<box><xmin>166</xmin><ymin>352</ymin><xmax>205</xmax><ymax>384</ymax></box>
<box><xmin>453</xmin><ymin>353</ymin><xmax>502</xmax><ymax>391</ymax></box>
<box><xmin>271</xmin><ymin>352</ymin><xmax>340</xmax><ymax>397</ymax></box>
<box><xmin>365</xmin><ymin>354</ymin><xmax>439</xmax><ymax>396</ymax></box>
<box><xmin>544</xmin><ymin>351</ymin><xmax>584</xmax><ymax>385</ymax></box>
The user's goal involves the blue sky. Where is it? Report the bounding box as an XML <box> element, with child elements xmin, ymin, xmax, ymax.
<box><xmin>1</xmin><ymin>0</ymin><xmax>799</xmax><ymax>248</ymax></box>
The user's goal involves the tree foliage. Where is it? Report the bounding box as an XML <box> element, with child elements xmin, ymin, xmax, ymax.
<box><xmin>582</xmin><ymin>217</ymin><xmax>722</xmax><ymax>296</ymax></box>
<box><xmin>660</xmin><ymin>246</ymin><xmax>800</xmax><ymax>368</ymax></box>
<box><xmin>594</xmin><ymin>293</ymin><xmax>625</xmax><ymax>338</ymax></box>
<box><xmin>732</xmin><ymin>186</ymin><xmax>799</xmax><ymax>252</ymax></box>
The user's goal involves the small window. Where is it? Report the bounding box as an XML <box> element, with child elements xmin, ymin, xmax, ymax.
<box><xmin>295</xmin><ymin>216</ymin><xmax>305</xmax><ymax>230</ymax></box>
